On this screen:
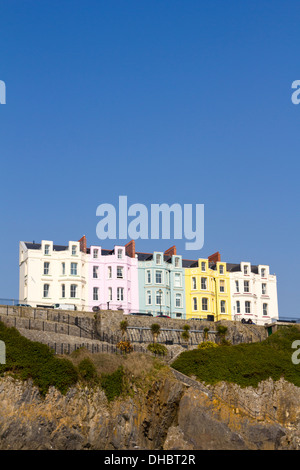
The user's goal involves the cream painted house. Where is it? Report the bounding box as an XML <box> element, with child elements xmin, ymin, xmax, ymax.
<box><xmin>19</xmin><ymin>240</ymin><xmax>88</xmax><ymax>310</ymax></box>
<box><xmin>228</xmin><ymin>261</ymin><xmax>278</xmax><ymax>325</ymax></box>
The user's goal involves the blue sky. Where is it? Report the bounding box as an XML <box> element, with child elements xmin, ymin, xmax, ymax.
<box><xmin>0</xmin><ymin>0</ymin><xmax>299</xmax><ymax>316</ymax></box>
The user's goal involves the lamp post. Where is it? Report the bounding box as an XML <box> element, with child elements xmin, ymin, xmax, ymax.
<box><xmin>159</xmin><ymin>289</ymin><xmax>162</xmax><ymax>316</ymax></box>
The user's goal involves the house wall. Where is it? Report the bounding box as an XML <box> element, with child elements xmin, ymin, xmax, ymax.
<box><xmin>229</xmin><ymin>262</ymin><xmax>278</xmax><ymax>325</ymax></box>
<box><xmin>138</xmin><ymin>251</ymin><xmax>186</xmax><ymax>319</ymax></box>
<box><xmin>19</xmin><ymin>241</ymin><xmax>88</xmax><ymax>310</ymax></box>
<box><xmin>88</xmin><ymin>245</ymin><xmax>139</xmax><ymax>314</ymax></box>
<box><xmin>185</xmin><ymin>258</ymin><xmax>232</xmax><ymax>321</ymax></box>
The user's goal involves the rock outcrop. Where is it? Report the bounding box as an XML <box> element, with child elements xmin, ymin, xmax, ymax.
<box><xmin>0</xmin><ymin>370</ymin><xmax>299</xmax><ymax>450</ymax></box>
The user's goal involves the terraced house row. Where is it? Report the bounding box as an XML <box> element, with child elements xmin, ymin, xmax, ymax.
<box><xmin>19</xmin><ymin>236</ymin><xmax>279</xmax><ymax>325</ymax></box>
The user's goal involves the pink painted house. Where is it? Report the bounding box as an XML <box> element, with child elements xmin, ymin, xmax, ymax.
<box><xmin>88</xmin><ymin>240</ymin><xmax>139</xmax><ymax>314</ymax></box>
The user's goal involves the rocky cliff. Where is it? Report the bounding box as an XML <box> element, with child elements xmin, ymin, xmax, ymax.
<box><xmin>0</xmin><ymin>369</ymin><xmax>299</xmax><ymax>450</ymax></box>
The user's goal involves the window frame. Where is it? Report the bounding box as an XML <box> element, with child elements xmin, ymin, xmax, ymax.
<box><xmin>70</xmin><ymin>284</ymin><xmax>77</xmax><ymax>298</ymax></box>
<box><xmin>70</xmin><ymin>262</ymin><xmax>78</xmax><ymax>276</ymax></box>
<box><xmin>202</xmin><ymin>297</ymin><xmax>208</xmax><ymax>311</ymax></box>
<box><xmin>43</xmin><ymin>262</ymin><xmax>50</xmax><ymax>275</ymax></box>
<box><xmin>117</xmin><ymin>266</ymin><xmax>124</xmax><ymax>279</ymax></box>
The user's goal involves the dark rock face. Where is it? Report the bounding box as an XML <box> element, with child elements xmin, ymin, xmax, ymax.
<box><xmin>0</xmin><ymin>374</ymin><xmax>297</xmax><ymax>450</ymax></box>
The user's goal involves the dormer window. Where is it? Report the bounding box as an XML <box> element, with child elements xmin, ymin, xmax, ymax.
<box><xmin>201</xmin><ymin>262</ymin><xmax>206</xmax><ymax>272</ymax></box>
<box><xmin>244</xmin><ymin>265</ymin><xmax>249</xmax><ymax>275</ymax></box>
<box><xmin>44</xmin><ymin>244</ymin><xmax>50</xmax><ymax>255</ymax></box>
<box><xmin>156</xmin><ymin>254</ymin><xmax>162</xmax><ymax>265</ymax></box>
<box><xmin>174</xmin><ymin>257</ymin><xmax>180</xmax><ymax>267</ymax></box>
<box><xmin>219</xmin><ymin>265</ymin><xmax>224</xmax><ymax>274</ymax></box>
<box><xmin>261</xmin><ymin>268</ymin><xmax>266</xmax><ymax>278</ymax></box>
<box><xmin>93</xmin><ymin>249</ymin><xmax>99</xmax><ymax>259</ymax></box>
<box><xmin>72</xmin><ymin>245</ymin><xmax>77</xmax><ymax>256</ymax></box>
<box><xmin>117</xmin><ymin>249</ymin><xmax>123</xmax><ymax>259</ymax></box>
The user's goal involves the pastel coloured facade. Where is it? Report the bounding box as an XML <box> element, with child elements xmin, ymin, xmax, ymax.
<box><xmin>137</xmin><ymin>246</ymin><xmax>186</xmax><ymax>318</ymax></box>
<box><xmin>227</xmin><ymin>261</ymin><xmax>278</xmax><ymax>325</ymax></box>
<box><xmin>88</xmin><ymin>240</ymin><xmax>139</xmax><ymax>314</ymax></box>
<box><xmin>19</xmin><ymin>238</ymin><xmax>279</xmax><ymax>324</ymax></box>
<box><xmin>19</xmin><ymin>237</ymin><xmax>139</xmax><ymax>314</ymax></box>
<box><xmin>184</xmin><ymin>252</ymin><xmax>232</xmax><ymax>321</ymax></box>
<box><xmin>19</xmin><ymin>238</ymin><xmax>88</xmax><ymax>310</ymax></box>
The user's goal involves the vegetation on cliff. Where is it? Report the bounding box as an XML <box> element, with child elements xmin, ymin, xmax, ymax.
<box><xmin>0</xmin><ymin>321</ymin><xmax>167</xmax><ymax>400</ymax></box>
<box><xmin>0</xmin><ymin>321</ymin><xmax>78</xmax><ymax>395</ymax></box>
<box><xmin>172</xmin><ymin>326</ymin><xmax>300</xmax><ymax>388</ymax></box>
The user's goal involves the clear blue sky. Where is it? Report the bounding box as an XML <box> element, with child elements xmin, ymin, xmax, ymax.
<box><xmin>0</xmin><ymin>0</ymin><xmax>299</xmax><ymax>316</ymax></box>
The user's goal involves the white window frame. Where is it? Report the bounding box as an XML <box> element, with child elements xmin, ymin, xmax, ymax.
<box><xmin>117</xmin><ymin>287</ymin><xmax>124</xmax><ymax>301</ymax></box>
<box><xmin>192</xmin><ymin>277</ymin><xmax>197</xmax><ymax>290</ymax></box>
<box><xmin>61</xmin><ymin>284</ymin><xmax>65</xmax><ymax>298</ymax></box>
<box><xmin>43</xmin><ymin>284</ymin><xmax>49</xmax><ymax>298</ymax></box>
<box><xmin>93</xmin><ymin>287</ymin><xmax>99</xmax><ymax>301</ymax></box>
<box><xmin>245</xmin><ymin>301</ymin><xmax>251</xmax><ymax>314</ymax></box>
<box><xmin>219</xmin><ymin>280</ymin><xmax>225</xmax><ymax>293</ymax></box>
<box><xmin>263</xmin><ymin>303</ymin><xmax>268</xmax><ymax>316</ymax></box>
<box><xmin>236</xmin><ymin>300</ymin><xmax>240</xmax><ymax>313</ymax></box>
<box><xmin>72</xmin><ymin>245</ymin><xmax>77</xmax><ymax>256</ymax></box>
<box><xmin>201</xmin><ymin>277</ymin><xmax>207</xmax><ymax>290</ymax></box>
<box><xmin>44</xmin><ymin>244</ymin><xmax>50</xmax><ymax>255</ymax></box>
<box><xmin>71</xmin><ymin>262</ymin><xmax>78</xmax><ymax>276</ymax></box>
<box><xmin>220</xmin><ymin>300</ymin><xmax>226</xmax><ymax>313</ymax></box>
<box><xmin>70</xmin><ymin>284</ymin><xmax>77</xmax><ymax>298</ymax></box>
<box><xmin>156</xmin><ymin>254</ymin><xmax>162</xmax><ymax>265</ymax></box>
<box><xmin>108</xmin><ymin>266</ymin><xmax>112</xmax><ymax>279</ymax></box>
<box><xmin>244</xmin><ymin>280</ymin><xmax>250</xmax><ymax>293</ymax></box>
<box><xmin>93</xmin><ymin>249</ymin><xmax>99</xmax><ymax>259</ymax></box>
<box><xmin>117</xmin><ymin>266</ymin><xmax>124</xmax><ymax>279</ymax></box>
<box><xmin>117</xmin><ymin>249</ymin><xmax>123</xmax><ymax>259</ymax></box>
<box><xmin>43</xmin><ymin>262</ymin><xmax>50</xmax><ymax>275</ymax></box>
<box><xmin>262</xmin><ymin>283</ymin><xmax>267</xmax><ymax>295</ymax></box>
<box><xmin>201</xmin><ymin>261</ymin><xmax>206</xmax><ymax>272</ymax></box>
<box><xmin>108</xmin><ymin>287</ymin><xmax>112</xmax><ymax>301</ymax></box>
<box><xmin>146</xmin><ymin>290</ymin><xmax>152</xmax><ymax>305</ymax></box>
<box><xmin>175</xmin><ymin>293</ymin><xmax>182</xmax><ymax>308</ymax></box>
<box><xmin>202</xmin><ymin>297</ymin><xmax>208</xmax><ymax>311</ymax></box>
<box><xmin>235</xmin><ymin>280</ymin><xmax>239</xmax><ymax>292</ymax></box>
<box><xmin>174</xmin><ymin>272</ymin><xmax>181</xmax><ymax>287</ymax></box>
<box><xmin>93</xmin><ymin>266</ymin><xmax>99</xmax><ymax>279</ymax></box>
<box><xmin>156</xmin><ymin>290</ymin><xmax>163</xmax><ymax>306</ymax></box>
<box><xmin>155</xmin><ymin>270</ymin><xmax>162</xmax><ymax>284</ymax></box>
<box><xmin>193</xmin><ymin>297</ymin><xmax>198</xmax><ymax>311</ymax></box>
<box><xmin>146</xmin><ymin>270</ymin><xmax>151</xmax><ymax>284</ymax></box>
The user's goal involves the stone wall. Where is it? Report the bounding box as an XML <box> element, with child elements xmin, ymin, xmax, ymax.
<box><xmin>0</xmin><ymin>305</ymin><xmax>268</xmax><ymax>350</ymax></box>
<box><xmin>95</xmin><ymin>310</ymin><xmax>268</xmax><ymax>345</ymax></box>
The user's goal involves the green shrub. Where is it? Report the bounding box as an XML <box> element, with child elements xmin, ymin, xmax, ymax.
<box><xmin>0</xmin><ymin>321</ymin><xmax>78</xmax><ymax>395</ymax></box>
<box><xmin>147</xmin><ymin>343</ymin><xmax>168</xmax><ymax>356</ymax></box>
<box><xmin>101</xmin><ymin>366</ymin><xmax>124</xmax><ymax>402</ymax></box>
<box><xmin>78</xmin><ymin>358</ymin><xmax>98</xmax><ymax>381</ymax></box>
<box><xmin>172</xmin><ymin>326</ymin><xmax>300</xmax><ymax>388</ymax></box>
<box><xmin>116</xmin><ymin>340</ymin><xmax>134</xmax><ymax>354</ymax></box>
<box><xmin>197</xmin><ymin>341</ymin><xmax>218</xmax><ymax>349</ymax></box>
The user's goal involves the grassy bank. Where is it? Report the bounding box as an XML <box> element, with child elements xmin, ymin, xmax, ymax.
<box><xmin>0</xmin><ymin>321</ymin><xmax>166</xmax><ymax>399</ymax></box>
<box><xmin>171</xmin><ymin>326</ymin><xmax>300</xmax><ymax>388</ymax></box>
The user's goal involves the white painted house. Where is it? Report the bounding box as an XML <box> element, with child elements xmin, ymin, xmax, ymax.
<box><xmin>227</xmin><ymin>261</ymin><xmax>278</xmax><ymax>325</ymax></box>
<box><xmin>19</xmin><ymin>239</ymin><xmax>88</xmax><ymax>310</ymax></box>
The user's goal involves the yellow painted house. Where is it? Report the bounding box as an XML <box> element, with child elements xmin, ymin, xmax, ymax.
<box><xmin>184</xmin><ymin>252</ymin><xmax>232</xmax><ymax>321</ymax></box>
